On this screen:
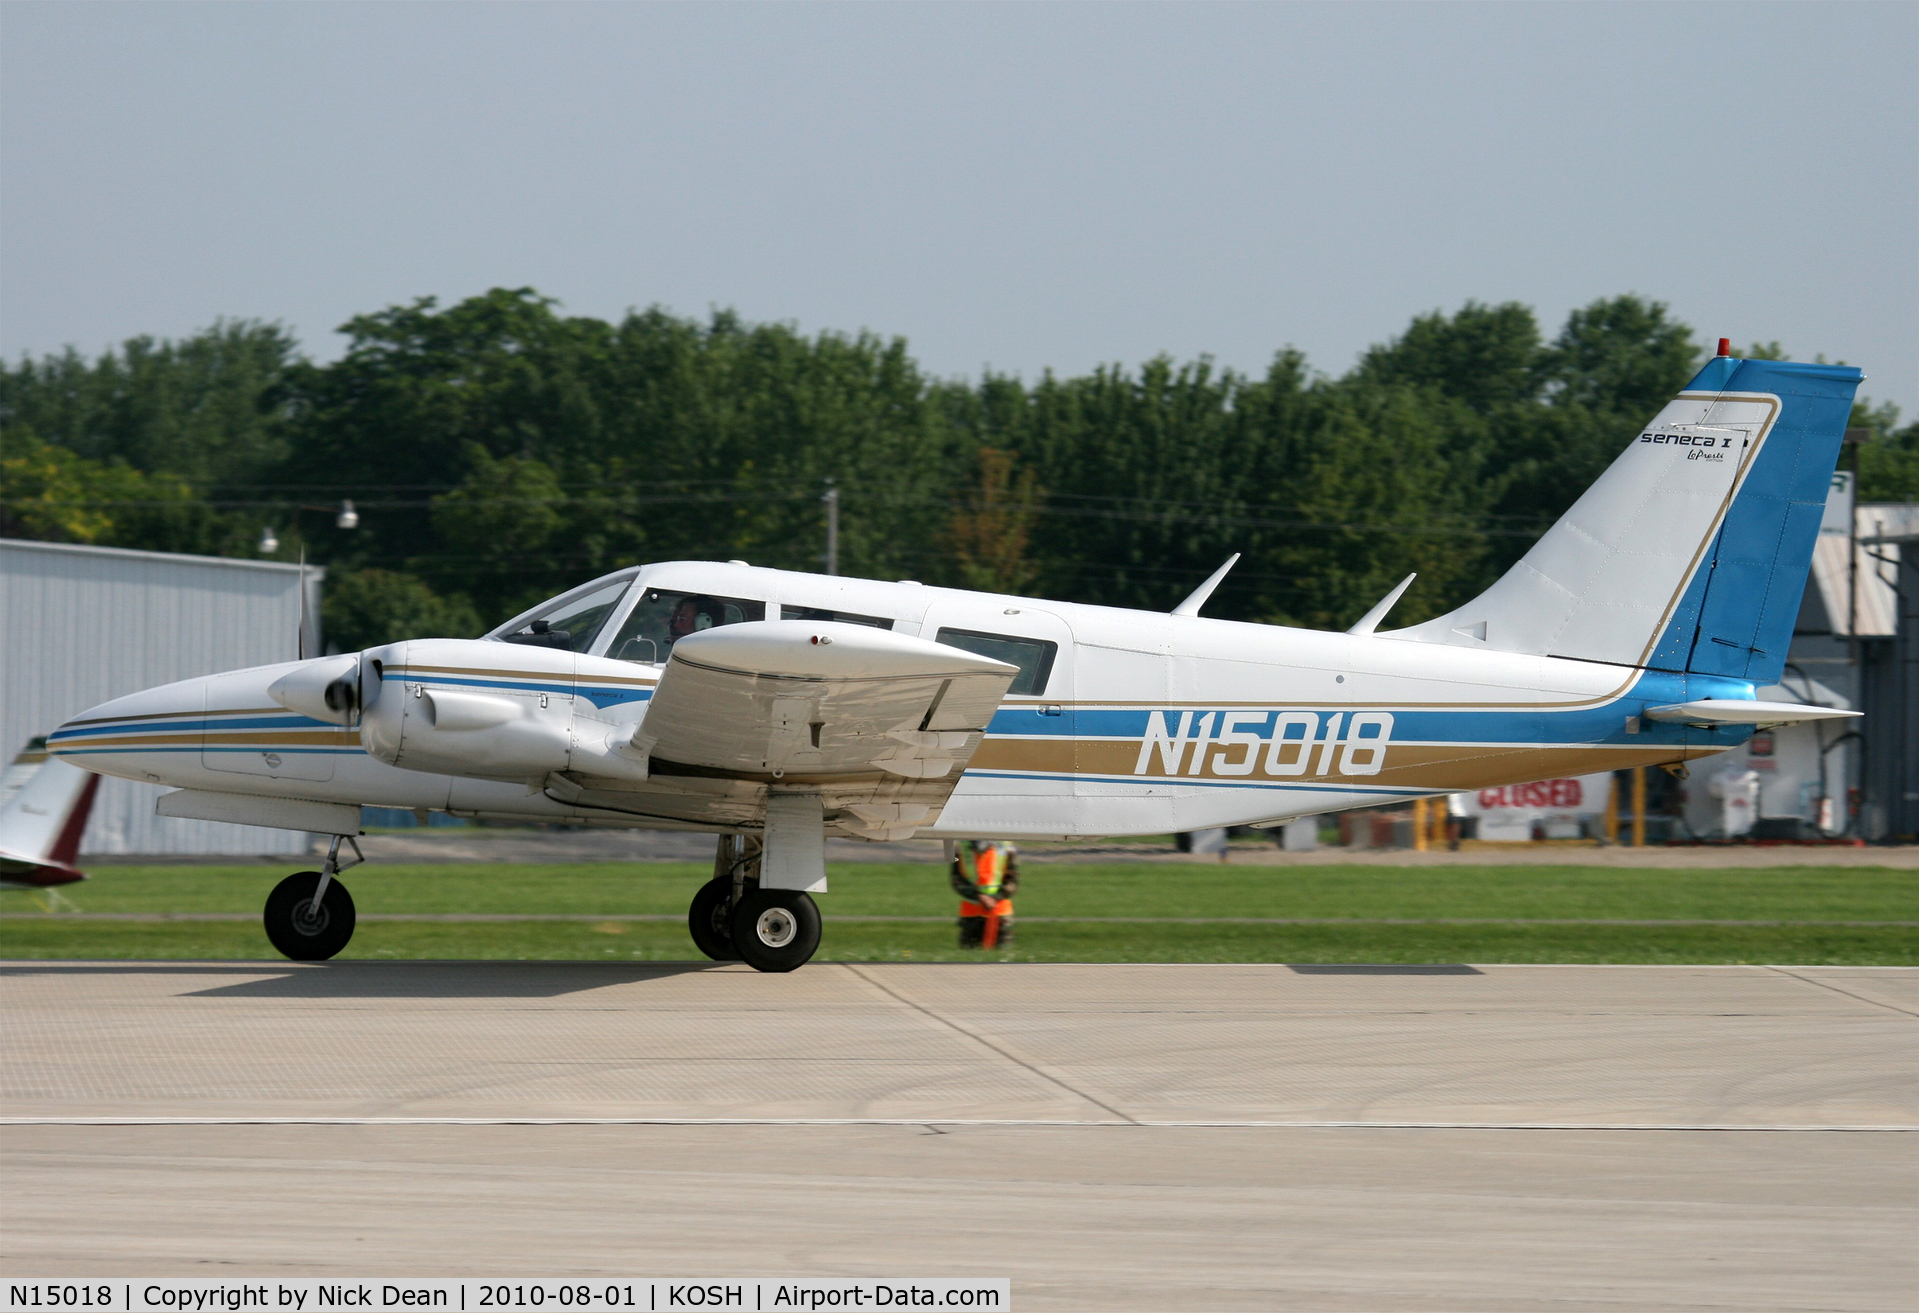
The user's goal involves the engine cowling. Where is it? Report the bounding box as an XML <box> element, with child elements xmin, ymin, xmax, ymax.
<box><xmin>355</xmin><ymin>640</ymin><xmax>571</xmax><ymax>779</ymax></box>
<box><xmin>265</xmin><ymin>654</ymin><xmax>362</xmax><ymax>726</ymax></box>
<box><xmin>353</xmin><ymin>639</ymin><xmax>649</xmax><ymax>784</ymax></box>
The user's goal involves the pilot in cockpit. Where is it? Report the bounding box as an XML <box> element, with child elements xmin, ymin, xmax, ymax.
<box><xmin>669</xmin><ymin>596</ymin><xmax>726</xmax><ymax>641</ymax></box>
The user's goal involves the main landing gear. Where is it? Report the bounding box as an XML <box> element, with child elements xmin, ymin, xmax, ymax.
<box><xmin>690</xmin><ymin>833</ymin><xmax>821</xmax><ymax>973</ymax></box>
<box><xmin>263</xmin><ymin>834</ymin><xmax>363</xmax><ymax>961</ymax></box>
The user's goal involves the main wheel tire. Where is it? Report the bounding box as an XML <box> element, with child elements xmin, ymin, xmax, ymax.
<box><xmin>264</xmin><ymin>871</ymin><xmax>356</xmax><ymax>961</ymax></box>
<box><xmin>729</xmin><ymin>887</ymin><xmax>821</xmax><ymax>973</ymax></box>
<box><xmin>688</xmin><ymin>876</ymin><xmax>749</xmax><ymax>961</ymax></box>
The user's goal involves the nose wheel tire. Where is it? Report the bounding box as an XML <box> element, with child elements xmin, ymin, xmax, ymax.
<box><xmin>729</xmin><ymin>887</ymin><xmax>821</xmax><ymax>973</ymax></box>
<box><xmin>264</xmin><ymin>871</ymin><xmax>357</xmax><ymax>961</ymax></box>
<box><xmin>688</xmin><ymin>875</ymin><xmax>750</xmax><ymax>961</ymax></box>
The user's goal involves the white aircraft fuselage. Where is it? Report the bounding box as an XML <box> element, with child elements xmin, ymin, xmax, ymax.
<box><xmin>47</xmin><ymin>560</ymin><xmax>1751</xmax><ymax>840</ymax></box>
<box><xmin>42</xmin><ymin>354</ymin><xmax>1866</xmax><ymax>968</ymax></box>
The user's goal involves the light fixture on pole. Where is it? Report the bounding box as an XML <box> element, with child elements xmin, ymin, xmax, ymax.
<box><xmin>272</xmin><ymin>500</ymin><xmax>362</xmax><ymax>554</ymax></box>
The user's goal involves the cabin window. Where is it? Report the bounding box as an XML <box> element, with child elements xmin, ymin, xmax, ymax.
<box><xmin>779</xmin><ymin>604</ymin><xmax>895</xmax><ymax>630</ymax></box>
<box><xmin>608</xmin><ymin>589</ymin><xmax>766</xmax><ymax>664</ymax></box>
<box><xmin>933</xmin><ymin>628</ymin><xmax>1058</xmax><ymax>696</ymax></box>
<box><xmin>500</xmin><ymin>581</ymin><xmax>629</xmax><ymax>652</ymax></box>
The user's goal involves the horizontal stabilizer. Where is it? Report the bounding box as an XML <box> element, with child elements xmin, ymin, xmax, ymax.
<box><xmin>1642</xmin><ymin>699</ymin><xmax>1859</xmax><ymax>726</ymax></box>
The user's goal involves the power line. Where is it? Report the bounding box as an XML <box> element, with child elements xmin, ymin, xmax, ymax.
<box><xmin>3</xmin><ymin>489</ymin><xmax>1541</xmax><ymax>539</ymax></box>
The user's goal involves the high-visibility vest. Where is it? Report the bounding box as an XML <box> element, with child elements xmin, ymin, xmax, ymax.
<box><xmin>972</xmin><ymin>844</ymin><xmax>1010</xmax><ymax>897</ymax></box>
<box><xmin>960</xmin><ymin>844</ymin><xmax>1013</xmax><ymax>949</ymax></box>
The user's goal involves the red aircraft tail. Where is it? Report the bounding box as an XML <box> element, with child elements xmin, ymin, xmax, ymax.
<box><xmin>0</xmin><ymin>739</ymin><xmax>100</xmax><ymax>889</ymax></box>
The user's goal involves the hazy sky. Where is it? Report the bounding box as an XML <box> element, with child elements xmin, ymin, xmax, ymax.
<box><xmin>4</xmin><ymin>2</ymin><xmax>1915</xmax><ymax>413</ymax></box>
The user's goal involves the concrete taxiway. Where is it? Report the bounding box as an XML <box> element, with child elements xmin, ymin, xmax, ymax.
<box><xmin>3</xmin><ymin>962</ymin><xmax>1915</xmax><ymax>1310</ymax></box>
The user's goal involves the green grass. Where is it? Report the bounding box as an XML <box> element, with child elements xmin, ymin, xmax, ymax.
<box><xmin>3</xmin><ymin>861</ymin><xmax>1915</xmax><ymax>964</ymax></box>
<box><xmin>14</xmin><ymin>859</ymin><xmax>1919</xmax><ymax>919</ymax></box>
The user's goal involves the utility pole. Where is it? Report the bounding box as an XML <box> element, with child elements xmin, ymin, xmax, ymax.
<box><xmin>1844</xmin><ymin>429</ymin><xmax>1864</xmax><ymax>838</ymax></box>
<box><xmin>822</xmin><ymin>478</ymin><xmax>839</xmax><ymax>576</ymax></box>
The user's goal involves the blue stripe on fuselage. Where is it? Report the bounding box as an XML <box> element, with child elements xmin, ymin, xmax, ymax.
<box><xmin>392</xmin><ymin>671</ymin><xmax>653</xmax><ymax>709</ymax></box>
<box><xmin>48</xmin><ymin>712</ymin><xmax>336</xmax><ymax>742</ymax></box>
<box><xmin>988</xmin><ymin>669</ymin><xmax>1757</xmax><ymax>751</ymax></box>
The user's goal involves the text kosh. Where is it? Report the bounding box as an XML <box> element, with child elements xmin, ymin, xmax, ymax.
<box><xmin>1133</xmin><ymin>710</ymin><xmax>1394</xmax><ymax>778</ymax></box>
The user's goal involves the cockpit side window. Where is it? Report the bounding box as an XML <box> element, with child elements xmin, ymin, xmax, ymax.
<box><xmin>609</xmin><ymin>589</ymin><xmax>766</xmax><ymax>664</ymax></box>
<box><xmin>778</xmin><ymin>605</ymin><xmax>895</xmax><ymax>630</ymax></box>
<box><xmin>499</xmin><ymin>581</ymin><xmax>629</xmax><ymax>652</ymax></box>
<box><xmin>933</xmin><ymin>628</ymin><xmax>1058</xmax><ymax>696</ymax></box>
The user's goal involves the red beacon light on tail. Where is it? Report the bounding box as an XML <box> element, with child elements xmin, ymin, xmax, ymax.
<box><xmin>1717</xmin><ymin>337</ymin><xmax>1732</xmax><ymax>357</ymax></box>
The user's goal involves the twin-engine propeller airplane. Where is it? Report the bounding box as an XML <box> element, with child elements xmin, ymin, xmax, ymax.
<box><xmin>50</xmin><ymin>351</ymin><xmax>1863</xmax><ymax>970</ymax></box>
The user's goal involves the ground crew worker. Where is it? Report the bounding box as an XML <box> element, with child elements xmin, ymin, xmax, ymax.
<box><xmin>951</xmin><ymin>839</ymin><xmax>1019</xmax><ymax>949</ymax></box>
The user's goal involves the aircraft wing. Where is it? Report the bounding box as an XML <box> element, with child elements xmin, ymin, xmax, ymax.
<box><xmin>562</xmin><ymin>621</ymin><xmax>1018</xmax><ymax>840</ymax></box>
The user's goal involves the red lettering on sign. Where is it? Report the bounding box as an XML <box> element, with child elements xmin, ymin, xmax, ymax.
<box><xmin>1478</xmin><ymin>779</ymin><xmax>1586</xmax><ymax>811</ymax></box>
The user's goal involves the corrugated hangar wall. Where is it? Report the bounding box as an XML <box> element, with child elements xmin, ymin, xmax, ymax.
<box><xmin>0</xmin><ymin>539</ymin><xmax>324</xmax><ymax>855</ymax></box>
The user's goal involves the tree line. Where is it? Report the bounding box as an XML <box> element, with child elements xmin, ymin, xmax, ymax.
<box><xmin>4</xmin><ymin>289</ymin><xmax>1912</xmax><ymax>652</ymax></box>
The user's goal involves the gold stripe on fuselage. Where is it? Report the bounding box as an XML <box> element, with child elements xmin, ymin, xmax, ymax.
<box><xmin>974</xmin><ymin>737</ymin><xmax>1705</xmax><ymax>792</ymax></box>
<box><xmin>57</xmin><ymin>705</ymin><xmax>287</xmax><ymax>728</ymax></box>
<box><xmin>61</xmin><ymin>729</ymin><xmax>359</xmax><ymax>750</ymax></box>
<box><xmin>392</xmin><ymin>663</ymin><xmax>656</xmax><ymax>689</ymax></box>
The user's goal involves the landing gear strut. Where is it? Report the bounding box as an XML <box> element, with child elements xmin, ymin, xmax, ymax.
<box><xmin>690</xmin><ymin>833</ymin><xmax>821</xmax><ymax>972</ymax></box>
<box><xmin>264</xmin><ymin>834</ymin><xmax>362</xmax><ymax>961</ymax></box>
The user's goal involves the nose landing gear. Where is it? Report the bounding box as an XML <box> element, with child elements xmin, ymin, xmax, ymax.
<box><xmin>264</xmin><ymin>834</ymin><xmax>362</xmax><ymax>961</ymax></box>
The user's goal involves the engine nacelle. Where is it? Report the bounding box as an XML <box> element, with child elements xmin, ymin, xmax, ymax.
<box><xmin>354</xmin><ymin>639</ymin><xmax>649</xmax><ymax>784</ymax></box>
<box><xmin>356</xmin><ymin>640</ymin><xmax>574</xmax><ymax>779</ymax></box>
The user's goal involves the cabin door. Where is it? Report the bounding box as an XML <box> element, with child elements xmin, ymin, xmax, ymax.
<box><xmin>915</xmin><ymin>602</ymin><xmax>1076</xmax><ymax>836</ymax></box>
<box><xmin>1071</xmin><ymin>614</ymin><xmax>1175</xmax><ymax>837</ymax></box>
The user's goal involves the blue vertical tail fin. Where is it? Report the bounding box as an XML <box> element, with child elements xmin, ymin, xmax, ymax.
<box><xmin>1389</xmin><ymin>354</ymin><xmax>1863</xmax><ymax>685</ymax></box>
<box><xmin>1649</xmin><ymin>357</ymin><xmax>1861</xmax><ymax>682</ymax></box>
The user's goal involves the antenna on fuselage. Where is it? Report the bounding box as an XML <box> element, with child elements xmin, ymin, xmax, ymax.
<box><xmin>1347</xmin><ymin>572</ymin><xmax>1417</xmax><ymax>636</ymax></box>
<box><xmin>1171</xmin><ymin>554</ymin><xmax>1240</xmax><ymax>617</ymax></box>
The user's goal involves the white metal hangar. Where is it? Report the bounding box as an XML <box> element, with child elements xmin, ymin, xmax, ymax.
<box><xmin>0</xmin><ymin>538</ymin><xmax>322</xmax><ymax>856</ymax></box>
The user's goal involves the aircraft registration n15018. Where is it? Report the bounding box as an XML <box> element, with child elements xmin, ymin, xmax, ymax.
<box><xmin>49</xmin><ymin>353</ymin><xmax>1865</xmax><ymax>970</ymax></box>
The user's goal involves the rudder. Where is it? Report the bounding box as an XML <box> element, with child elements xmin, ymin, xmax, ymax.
<box><xmin>1650</xmin><ymin>356</ymin><xmax>1860</xmax><ymax>682</ymax></box>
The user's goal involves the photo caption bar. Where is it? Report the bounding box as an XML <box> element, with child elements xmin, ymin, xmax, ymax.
<box><xmin>3</xmin><ymin>1281</ymin><xmax>1009</xmax><ymax>1313</ymax></box>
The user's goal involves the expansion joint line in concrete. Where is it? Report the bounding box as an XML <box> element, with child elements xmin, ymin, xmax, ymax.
<box><xmin>1763</xmin><ymin>966</ymin><xmax>1919</xmax><ymax>1019</ymax></box>
<box><xmin>3</xmin><ymin>1117</ymin><xmax>1915</xmax><ymax>1131</ymax></box>
<box><xmin>838</xmin><ymin>963</ymin><xmax>1141</xmax><ymax>1125</ymax></box>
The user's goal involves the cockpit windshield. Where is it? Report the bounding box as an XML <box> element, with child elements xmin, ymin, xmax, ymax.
<box><xmin>498</xmin><ymin>580</ymin><xmax>630</xmax><ymax>652</ymax></box>
<box><xmin>607</xmin><ymin>589</ymin><xmax>765</xmax><ymax>664</ymax></box>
